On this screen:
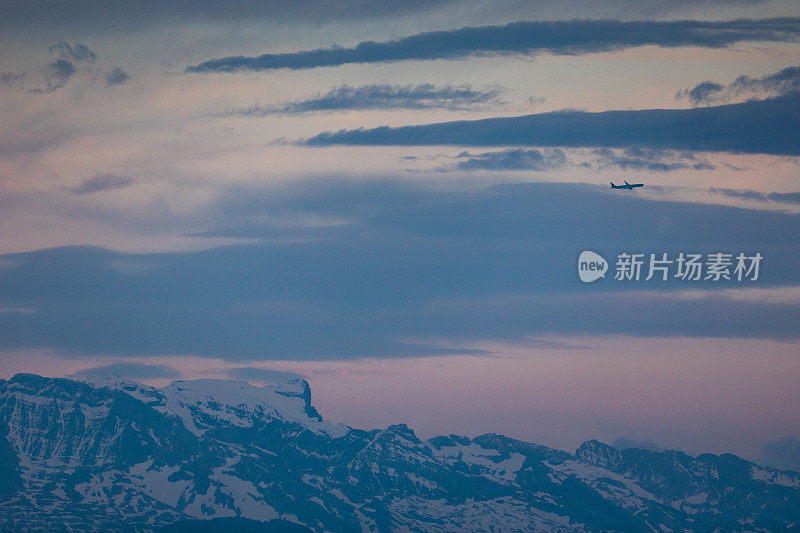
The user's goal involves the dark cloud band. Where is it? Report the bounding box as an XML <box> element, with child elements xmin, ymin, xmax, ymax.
<box><xmin>593</xmin><ymin>148</ymin><xmax>714</xmax><ymax>172</ymax></box>
<box><xmin>678</xmin><ymin>65</ymin><xmax>800</xmax><ymax>106</ymax></box>
<box><xmin>305</xmin><ymin>92</ymin><xmax>800</xmax><ymax>156</ymax></box>
<box><xmin>223</xmin><ymin>84</ymin><xmax>502</xmax><ymax>116</ymax></box>
<box><xmin>0</xmin><ymin>180</ymin><xmax>798</xmax><ymax>359</ymax></box>
<box><xmin>452</xmin><ymin>148</ymin><xmax>567</xmax><ymax>171</ymax></box>
<box><xmin>69</xmin><ymin>174</ymin><xmax>133</xmax><ymax>195</ymax></box>
<box><xmin>187</xmin><ymin>18</ymin><xmax>800</xmax><ymax>73</ymax></box>
<box><xmin>710</xmin><ymin>189</ymin><xmax>800</xmax><ymax>205</ymax></box>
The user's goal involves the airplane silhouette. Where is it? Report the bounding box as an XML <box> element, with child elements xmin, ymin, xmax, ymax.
<box><xmin>610</xmin><ymin>180</ymin><xmax>644</xmax><ymax>190</ymax></box>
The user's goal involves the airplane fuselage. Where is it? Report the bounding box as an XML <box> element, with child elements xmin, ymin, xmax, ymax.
<box><xmin>610</xmin><ymin>180</ymin><xmax>644</xmax><ymax>190</ymax></box>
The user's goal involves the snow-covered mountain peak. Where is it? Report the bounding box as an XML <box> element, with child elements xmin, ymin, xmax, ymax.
<box><xmin>163</xmin><ymin>376</ymin><xmax>308</xmax><ymax>406</ymax></box>
<box><xmin>163</xmin><ymin>378</ymin><xmax>285</xmax><ymax>403</ymax></box>
<box><xmin>2</xmin><ymin>374</ymin><xmax>800</xmax><ymax>531</ymax></box>
<box><xmin>576</xmin><ymin>439</ymin><xmax>623</xmax><ymax>470</ymax></box>
<box><xmin>69</xmin><ymin>372</ymin><xmax>345</xmax><ymax>438</ymax></box>
<box><xmin>150</xmin><ymin>377</ymin><xmax>345</xmax><ymax>438</ymax></box>
<box><xmin>81</xmin><ymin>373</ymin><xmax>154</xmax><ymax>395</ymax></box>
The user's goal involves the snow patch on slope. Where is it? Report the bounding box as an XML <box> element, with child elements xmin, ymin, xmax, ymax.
<box><xmin>751</xmin><ymin>465</ymin><xmax>800</xmax><ymax>487</ymax></box>
<box><xmin>431</xmin><ymin>442</ymin><xmax>526</xmax><ymax>482</ymax></box>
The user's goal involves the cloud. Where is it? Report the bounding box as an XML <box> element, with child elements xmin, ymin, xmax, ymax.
<box><xmin>227</xmin><ymin>368</ymin><xmax>304</xmax><ymax>384</ymax></box>
<box><xmin>187</xmin><ymin>17</ymin><xmax>800</xmax><ymax>73</ymax></box>
<box><xmin>710</xmin><ymin>188</ymin><xmax>800</xmax><ymax>204</ymax></box>
<box><xmin>70</xmin><ymin>362</ymin><xmax>180</xmax><ymax>381</ymax></box>
<box><xmin>593</xmin><ymin>148</ymin><xmax>715</xmax><ymax>172</ymax></box>
<box><xmin>105</xmin><ymin>67</ymin><xmax>129</xmax><ymax>86</ymax></box>
<box><xmin>49</xmin><ymin>42</ymin><xmax>96</xmax><ymax>63</ymax></box>
<box><xmin>452</xmin><ymin>148</ymin><xmax>567</xmax><ymax>171</ymax></box>
<box><xmin>677</xmin><ymin>81</ymin><xmax>724</xmax><ymax>106</ymax></box>
<box><xmin>1</xmin><ymin>0</ymin><xmax>460</xmax><ymax>33</ymax></box>
<box><xmin>0</xmin><ymin>180</ymin><xmax>799</xmax><ymax>359</ymax></box>
<box><xmin>18</xmin><ymin>43</ymin><xmax>127</xmax><ymax>93</ymax></box>
<box><xmin>710</xmin><ymin>188</ymin><xmax>768</xmax><ymax>201</ymax></box>
<box><xmin>4</xmin><ymin>1</ymin><xmax>791</xmax><ymax>38</ymax></box>
<box><xmin>223</xmin><ymin>84</ymin><xmax>503</xmax><ymax>116</ymax></box>
<box><xmin>678</xmin><ymin>65</ymin><xmax>800</xmax><ymax>106</ymax></box>
<box><xmin>305</xmin><ymin>92</ymin><xmax>800</xmax><ymax>156</ymax></box>
<box><xmin>69</xmin><ymin>174</ymin><xmax>134</xmax><ymax>194</ymax></box>
<box><xmin>768</xmin><ymin>192</ymin><xmax>800</xmax><ymax>205</ymax></box>
<box><xmin>28</xmin><ymin>43</ymin><xmax>98</xmax><ymax>94</ymax></box>
<box><xmin>0</xmin><ymin>71</ymin><xmax>25</xmax><ymax>89</ymax></box>
<box><xmin>31</xmin><ymin>59</ymin><xmax>76</xmax><ymax>94</ymax></box>
<box><xmin>760</xmin><ymin>437</ymin><xmax>800</xmax><ymax>472</ymax></box>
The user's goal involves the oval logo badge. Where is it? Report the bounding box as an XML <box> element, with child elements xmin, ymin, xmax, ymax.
<box><xmin>578</xmin><ymin>250</ymin><xmax>608</xmax><ymax>283</ymax></box>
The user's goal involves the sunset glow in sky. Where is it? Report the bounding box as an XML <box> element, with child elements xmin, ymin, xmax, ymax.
<box><xmin>1</xmin><ymin>0</ymin><xmax>799</xmax><ymax>467</ymax></box>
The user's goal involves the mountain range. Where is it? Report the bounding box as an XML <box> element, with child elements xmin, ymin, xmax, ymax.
<box><xmin>0</xmin><ymin>373</ymin><xmax>798</xmax><ymax>532</ymax></box>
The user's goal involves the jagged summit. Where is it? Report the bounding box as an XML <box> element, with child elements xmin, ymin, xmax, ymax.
<box><xmin>155</xmin><ymin>377</ymin><xmax>332</xmax><ymax>434</ymax></box>
<box><xmin>73</xmin><ymin>371</ymin><xmax>310</xmax><ymax>401</ymax></box>
<box><xmin>61</xmin><ymin>371</ymin><xmax>340</xmax><ymax>438</ymax></box>
<box><xmin>1</xmin><ymin>373</ymin><xmax>799</xmax><ymax>532</ymax></box>
<box><xmin>576</xmin><ymin>439</ymin><xmax>623</xmax><ymax>469</ymax></box>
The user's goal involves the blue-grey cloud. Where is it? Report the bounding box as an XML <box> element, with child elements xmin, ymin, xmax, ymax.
<box><xmin>0</xmin><ymin>71</ymin><xmax>25</xmax><ymax>89</ymax></box>
<box><xmin>28</xmin><ymin>43</ymin><xmax>97</xmax><ymax>94</ymax></box>
<box><xmin>69</xmin><ymin>174</ymin><xmax>134</xmax><ymax>195</ymax></box>
<box><xmin>710</xmin><ymin>188</ymin><xmax>768</xmax><ymax>201</ymax></box>
<box><xmin>677</xmin><ymin>81</ymin><xmax>724</xmax><ymax>106</ymax></box>
<box><xmin>19</xmin><ymin>43</ymin><xmax>126</xmax><ymax>93</ymax></box>
<box><xmin>1</xmin><ymin>0</ymin><xmax>460</xmax><ymax>33</ymax></box>
<box><xmin>452</xmin><ymin>148</ymin><xmax>567</xmax><ymax>171</ymax></box>
<box><xmin>70</xmin><ymin>362</ymin><xmax>180</xmax><ymax>381</ymax></box>
<box><xmin>227</xmin><ymin>368</ymin><xmax>303</xmax><ymax>384</ymax></box>
<box><xmin>223</xmin><ymin>84</ymin><xmax>502</xmax><ymax>116</ymax></box>
<box><xmin>678</xmin><ymin>65</ymin><xmax>800</xmax><ymax>106</ymax></box>
<box><xmin>187</xmin><ymin>18</ymin><xmax>800</xmax><ymax>73</ymax></box>
<box><xmin>4</xmin><ymin>1</ymin><xmax>786</xmax><ymax>36</ymax></box>
<box><xmin>0</xmin><ymin>180</ymin><xmax>798</xmax><ymax>360</ymax></box>
<box><xmin>31</xmin><ymin>59</ymin><xmax>76</xmax><ymax>94</ymax></box>
<box><xmin>738</xmin><ymin>65</ymin><xmax>800</xmax><ymax>94</ymax></box>
<box><xmin>105</xmin><ymin>67</ymin><xmax>129</xmax><ymax>86</ymax></box>
<box><xmin>305</xmin><ymin>92</ymin><xmax>800</xmax><ymax>156</ymax></box>
<box><xmin>710</xmin><ymin>188</ymin><xmax>800</xmax><ymax>205</ymax></box>
<box><xmin>49</xmin><ymin>42</ymin><xmax>96</xmax><ymax>63</ymax></box>
<box><xmin>768</xmin><ymin>191</ymin><xmax>800</xmax><ymax>205</ymax></box>
<box><xmin>593</xmin><ymin>148</ymin><xmax>715</xmax><ymax>172</ymax></box>
<box><xmin>761</xmin><ymin>438</ymin><xmax>800</xmax><ymax>472</ymax></box>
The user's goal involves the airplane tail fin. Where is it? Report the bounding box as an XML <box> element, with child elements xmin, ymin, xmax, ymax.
<box><xmin>610</xmin><ymin>182</ymin><xmax>615</xmax><ymax>187</ymax></box>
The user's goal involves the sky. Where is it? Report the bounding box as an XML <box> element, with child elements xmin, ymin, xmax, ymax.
<box><xmin>0</xmin><ymin>0</ymin><xmax>799</xmax><ymax>467</ymax></box>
